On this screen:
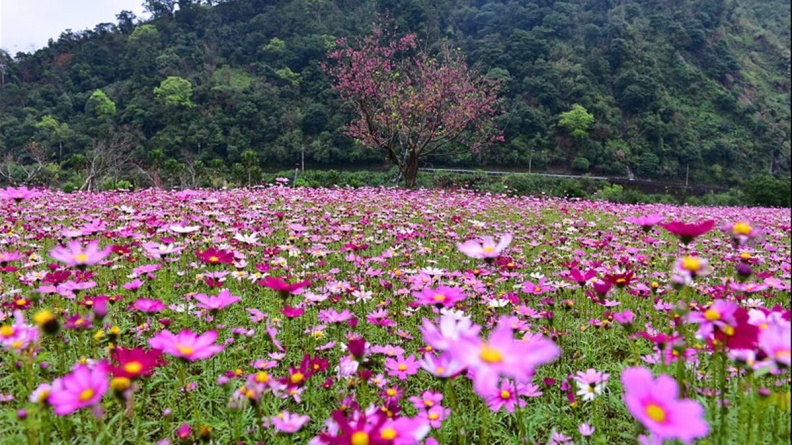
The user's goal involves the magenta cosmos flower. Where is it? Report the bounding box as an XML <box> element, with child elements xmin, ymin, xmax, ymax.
<box><xmin>621</xmin><ymin>367</ymin><xmax>709</xmax><ymax>444</ymax></box>
<box><xmin>446</xmin><ymin>316</ymin><xmax>560</xmax><ymax>394</ymax></box>
<box><xmin>624</xmin><ymin>214</ymin><xmax>665</xmax><ymax>232</ymax></box>
<box><xmin>659</xmin><ymin>220</ymin><xmax>715</xmax><ymax>244</ymax></box>
<box><xmin>412</xmin><ymin>285</ymin><xmax>466</xmax><ymax>308</ymax></box>
<box><xmin>194</xmin><ymin>289</ymin><xmax>241</xmax><ymax>311</ymax></box>
<box><xmin>47</xmin><ymin>363</ymin><xmax>109</xmax><ymax>416</ymax></box>
<box><xmin>49</xmin><ymin>240</ymin><xmax>111</xmax><ymax>268</ymax></box>
<box><xmin>148</xmin><ymin>330</ymin><xmax>224</xmax><ymax>361</ymax></box>
<box><xmin>456</xmin><ymin>234</ymin><xmax>512</xmax><ymax>260</ymax></box>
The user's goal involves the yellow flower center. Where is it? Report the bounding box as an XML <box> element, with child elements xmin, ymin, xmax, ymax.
<box><xmin>616</xmin><ymin>278</ymin><xmax>626</xmax><ymax>284</ymax></box>
<box><xmin>500</xmin><ymin>390</ymin><xmax>511</xmax><ymax>399</ymax></box>
<box><xmin>74</xmin><ymin>253</ymin><xmax>89</xmax><ymax>263</ymax></box>
<box><xmin>209</xmin><ymin>256</ymin><xmax>219</xmax><ymax>263</ymax></box>
<box><xmin>124</xmin><ymin>362</ymin><xmax>143</xmax><ymax>375</ymax></box>
<box><xmin>721</xmin><ymin>325</ymin><xmax>735</xmax><ymax>336</ymax></box>
<box><xmin>433</xmin><ymin>294</ymin><xmax>446</xmax><ymax>302</ymax></box>
<box><xmin>424</xmin><ymin>399</ymin><xmax>434</xmax><ymax>407</ymax></box>
<box><xmin>428</xmin><ymin>413</ymin><xmax>439</xmax><ymax>420</ymax></box>
<box><xmin>37</xmin><ymin>390</ymin><xmax>50</xmax><ymax>402</ymax></box>
<box><xmin>386</xmin><ymin>388</ymin><xmax>397</xmax><ymax>396</ymax></box>
<box><xmin>290</xmin><ymin>372</ymin><xmax>304</xmax><ymax>384</ymax></box>
<box><xmin>110</xmin><ymin>377</ymin><xmax>131</xmax><ymax>392</ymax></box>
<box><xmin>34</xmin><ymin>310</ymin><xmax>55</xmax><ymax>325</ymax></box>
<box><xmin>351</xmin><ymin>432</ymin><xmax>370</xmax><ymax>445</ymax></box>
<box><xmin>79</xmin><ymin>388</ymin><xmax>95</xmax><ymax>402</ymax></box>
<box><xmin>479</xmin><ymin>344</ymin><xmax>504</xmax><ymax>363</ymax></box>
<box><xmin>733</xmin><ymin>222</ymin><xmax>752</xmax><ymax>235</ymax></box>
<box><xmin>380</xmin><ymin>428</ymin><xmax>397</xmax><ymax>440</ymax></box>
<box><xmin>482</xmin><ymin>246</ymin><xmax>495</xmax><ymax>253</ymax></box>
<box><xmin>704</xmin><ymin>309</ymin><xmax>721</xmax><ymax>321</ymax></box>
<box><xmin>255</xmin><ymin>371</ymin><xmax>270</xmax><ymax>383</ymax></box>
<box><xmin>775</xmin><ymin>350</ymin><xmax>790</xmax><ymax>361</ymax></box>
<box><xmin>398</xmin><ymin>364</ymin><xmax>407</xmax><ymax>371</ymax></box>
<box><xmin>15</xmin><ymin>298</ymin><xmax>26</xmax><ymax>307</ymax></box>
<box><xmin>435</xmin><ymin>367</ymin><xmax>445</xmax><ymax>374</ymax></box>
<box><xmin>0</xmin><ymin>325</ymin><xmax>14</xmax><ymax>338</ymax></box>
<box><xmin>682</xmin><ymin>257</ymin><xmax>701</xmax><ymax>272</ymax></box>
<box><xmin>740</xmin><ymin>252</ymin><xmax>752</xmax><ymax>260</ymax></box>
<box><xmin>646</xmin><ymin>404</ymin><xmax>666</xmax><ymax>423</ymax></box>
<box><xmin>176</xmin><ymin>344</ymin><xmax>194</xmax><ymax>356</ymax></box>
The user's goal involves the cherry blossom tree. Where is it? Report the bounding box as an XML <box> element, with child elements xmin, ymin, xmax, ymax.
<box><xmin>324</xmin><ymin>25</ymin><xmax>503</xmax><ymax>188</ymax></box>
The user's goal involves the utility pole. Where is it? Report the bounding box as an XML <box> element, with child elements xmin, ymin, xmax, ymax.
<box><xmin>301</xmin><ymin>143</ymin><xmax>305</xmax><ymax>173</ymax></box>
<box><xmin>685</xmin><ymin>163</ymin><xmax>689</xmax><ymax>187</ymax></box>
<box><xmin>528</xmin><ymin>149</ymin><xmax>533</xmax><ymax>174</ymax></box>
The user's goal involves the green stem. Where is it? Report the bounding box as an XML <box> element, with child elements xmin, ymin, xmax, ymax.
<box><xmin>717</xmin><ymin>350</ymin><xmax>727</xmax><ymax>445</ymax></box>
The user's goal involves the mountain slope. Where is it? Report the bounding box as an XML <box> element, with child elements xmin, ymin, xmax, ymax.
<box><xmin>0</xmin><ymin>0</ymin><xmax>789</xmax><ymax>188</ymax></box>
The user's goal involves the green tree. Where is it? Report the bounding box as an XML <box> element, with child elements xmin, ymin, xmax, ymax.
<box><xmin>559</xmin><ymin>104</ymin><xmax>595</xmax><ymax>139</ymax></box>
<box><xmin>154</xmin><ymin>76</ymin><xmax>194</xmax><ymax>108</ymax></box>
<box><xmin>86</xmin><ymin>90</ymin><xmax>117</xmax><ymax>118</ymax></box>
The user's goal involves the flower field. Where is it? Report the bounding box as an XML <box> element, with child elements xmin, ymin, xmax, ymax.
<box><xmin>0</xmin><ymin>185</ymin><xmax>789</xmax><ymax>445</ymax></box>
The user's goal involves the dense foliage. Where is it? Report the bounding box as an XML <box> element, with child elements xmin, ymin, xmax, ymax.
<box><xmin>0</xmin><ymin>0</ymin><xmax>789</xmax><ymax>189</ymax></box>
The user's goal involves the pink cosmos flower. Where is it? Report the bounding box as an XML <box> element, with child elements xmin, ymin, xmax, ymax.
<box><xmin>484</xmin><ymin>380</ymin><xmax>525</xmax><ymax>412</ymax></box>
<box><xmin>272</xmin><ymin>411</ymin><xmax>310</xmax><ymax>433</ymax></box>
<box><xmin>412</xmin><ymin>285</ymin><xmax>467</xmax><ymax>308</ymax></box>
<box><xmin>418</xmin><ymin>405</ymin><xmax>450</xmax><ymax>428</ymax></box>
<box><xmin>456</xmin><ymin>234</ymin><xmax>512</xmax><ymax>260</ymax></box>
<box><xmin>418</xmin><ymin>352</ymin><xmax>465</xmax><ymax>379</ymax></box>
<box><xmin>385</xmin><ymin>355</ymin><xmax>420</xmax><ymax>380</ymax></box>
<box><xmin>148</xmin><ymin>330</ymin><xmax>224</xmax><ymax>361</ymax></box>
<box><xmin>47</xmin><ymin>363</ymin><xmax>109</xmax><ymax>416</ymax></box>
<box><xmin>49</xmin><ymin>240</ymin><xmax>111</xmax><ymax>268</ymax></box>
<box><xmin>419</xmin><ymin>313</ymin><xmax>481</xmax><ymax>351</ymax></box>
<box><xmin>624</xmin><ymin>214</ymin><xmax>665</xmax><ymax>232</ymax></box>
<box><xmin>758</xmin><ymin>322</ymin><xmax>790</xmax><ymax>368</ymax></box>
<box><xmin>621</xmin><ymin>367</ymin><xmax>709</xmax><ymax>444</ymax></box>
<box><xmin>0</xmin><ymin>185</ymin><xmax>40</xmax><ymax>201</ymax></box>
<box><xmin>131</xmin><ymin>298</ymin><xmax>167</xmax><ymax>313</ymax></box>
<box><xmin>521</xmin><ymin>277</ymin><xmax>555</xmax><ymax>295</ymax></box>
<box><xmin>445</xmin><ymin>316</ymin><xmax>560</xmax><ymax>394</ymax></box>
<box><xmin>408</xmin><ymin>391</ymin><xmax>444</xmax><ymax>411</ymax></box>
<box><xmin>687</xmin><ymin>300</ymin><xmax>739</xmax><ymax>339</ymax></box>
<box><xmin>194</xmin><ymin>289</ymin><xmax>241</xmax><ymax>311</ymax></box>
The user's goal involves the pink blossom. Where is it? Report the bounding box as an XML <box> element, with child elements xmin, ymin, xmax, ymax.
<box><xmin>272</xmin><ymin>411</ymin><xmax>310</xmax><ymax>433</ymax></box>
<box><xmin>412</xmin><ymin>285</ymin><xmax>467</xmax><ymax>307</ymax></box>
<box><xmin>148</xmin><ymin>330</ymin><xmax>224</xmax><ymax>361</ymax></box>
<box><xmin>47</xmin><ymin>363</ymin><xmax>108</xmax><ymax>416</ymax></box>
<box><xmin>621</xmin><ymin>367</ymin><xmax>709</xmax><ymax>444</ymax></box>
<box><xmin>49</xmin><ymin>240</ymin><xmax>111</xmax><ymax>268</ymax></box>
<box><xmin>194</xmin><ymin>289</ymin><xmax>241</xmax><ymax>311</ymax></box>
<box><xmin>445</xmin><ymin>316</ymin><xmax>560</xmax><ymax>394</ymax></box>
<box><xmin>385</xmin><ymin>355</ymin><xmax>420</xmax><ymax>380</ymax></box>
<box><xmin>456</xmin><ymin>234</ymin><xmax>512</xmax><ymax>260</ymax></box>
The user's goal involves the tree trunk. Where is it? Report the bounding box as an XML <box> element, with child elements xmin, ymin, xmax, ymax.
<box><xmin>403</xmin><ymin>152</ymin><xmax>420</xmax><ymax>188</ymax></box>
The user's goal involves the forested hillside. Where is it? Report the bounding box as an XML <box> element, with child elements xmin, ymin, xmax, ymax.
<box><xmin>0</xmin><ymin>0</ymin><xmax>789</xmax><ymax>189</ymax></box>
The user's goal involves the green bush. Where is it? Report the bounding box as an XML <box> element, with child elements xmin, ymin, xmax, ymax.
<box><xmin>572</xmin><ymin>157</ymin><xmax>590</xmax><ymax>171</ymax></box>
<box><xmin>741</xmin><ymin>175</ymin><xmax>791</xmax><ymax>207</ymax></box>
